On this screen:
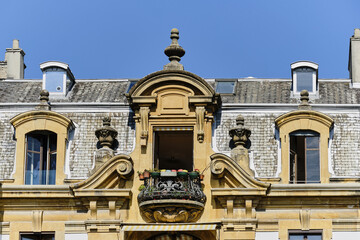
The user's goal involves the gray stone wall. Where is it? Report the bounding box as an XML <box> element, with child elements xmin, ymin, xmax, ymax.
<box><xmin>0</xmin><ymin>113</ymin><xmax>17</xmax><ymax>179</ymax></box>
<box><xmin>64</xmin><ymin>112</ymin><xmax>135</xmax><ymax>178</ymax></box>
<box><xmin>330</xmin><ymin>114</ymin><xmax>360</xmax><ymax>176</ymax></box>
<box><xmin>214</xmin><ymin>112</ymin><xmax>279</xmax><ymax>177</ymax></box>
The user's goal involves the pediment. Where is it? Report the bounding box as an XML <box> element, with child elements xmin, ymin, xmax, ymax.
<box><xmin>210</xmin><ymin>153</ymin><xmax>270</xmax><ymax>197</ymax></box>
<box><xmin>71</xmin><ymin>154</ymin><xmax>133</xmax><ymax>198</ymax></box>
<box><xmin>126</xmin><ymin>70</ymin><xmax>221</xmax><ymax>112</ymax></box>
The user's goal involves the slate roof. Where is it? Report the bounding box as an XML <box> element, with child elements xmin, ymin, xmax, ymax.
<box><xmin>0</xmin><ymin>78</ymin><xmax>357</xmax><ymax>104</ymax></box>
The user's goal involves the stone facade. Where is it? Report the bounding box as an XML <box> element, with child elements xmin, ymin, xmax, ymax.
<box><xmin>0</xmin><ymin>29</ymin><xmax>360</xmax><ymax>240</ymax></box>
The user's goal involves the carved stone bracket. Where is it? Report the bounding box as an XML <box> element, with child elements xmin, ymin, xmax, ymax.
<box><xmin>139</xmin><ymin>106</ymin><xmax>150</xmax><ymax>146</ymax></box>
<box><xmin>139</xmin><ymin>200</ymin><xmax>204</xmax><ymax>223</ymax></box>
<box><xmin>195</xmin><ymin>106</ymin><xmax>205</xmax><ymax>143</ymax></box>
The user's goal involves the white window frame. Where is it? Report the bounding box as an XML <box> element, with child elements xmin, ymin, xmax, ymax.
<box><xmin>291</xmin><ymin>61</ymin><xmax>318</xmax><ymax>96</ymax></box>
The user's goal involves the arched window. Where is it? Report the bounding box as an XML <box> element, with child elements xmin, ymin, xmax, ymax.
<box><xmin>25</xmin><ymin>131</ymin><xmax>57</xmax><ymax>185</ymax></box>
<box><xmin>290</xmin><ymin>130</ymin><xmax>320</xmax><ymax>184</ymax></box>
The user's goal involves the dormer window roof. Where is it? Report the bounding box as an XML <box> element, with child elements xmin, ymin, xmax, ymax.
<box><xmin>40</xmin><ymin>61</ymin><xmax>75</xmax><ymax>97</ymax></box>
<box><xmin>291</xmin><ymin>61</ymin><xmax>318</xmax><ymax>95</ymax></box>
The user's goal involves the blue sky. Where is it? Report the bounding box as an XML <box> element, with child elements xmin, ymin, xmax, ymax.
<box><xmin>1</xmin><ymin>0</ymin><xmax>359</xmax><ymax>79</ymax></box>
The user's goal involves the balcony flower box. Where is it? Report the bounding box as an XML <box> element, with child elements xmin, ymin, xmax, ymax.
<box><xmin>160</xmin><ymin>171</ymin><xmax>177</xmax><ymax>177</ymax></box>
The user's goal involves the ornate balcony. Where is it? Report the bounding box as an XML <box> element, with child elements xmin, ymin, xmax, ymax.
<box><xmin>137</xmin><ymin>171</ymin><xmax>206</xmax><ymax>223</ymax></box>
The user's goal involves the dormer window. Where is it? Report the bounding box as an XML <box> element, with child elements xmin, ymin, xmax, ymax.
<box><xmin>291</xmin><ymin>61</ymin><xmax>318</xmax><ymax>95</ymax></box>
<box><xmin>40</xmin><ymin>61</ymin><xmax>75</xmax><ymax>97</ymax></box>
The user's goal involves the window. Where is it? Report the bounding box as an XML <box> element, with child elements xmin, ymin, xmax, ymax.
<box><xmin>295</xmin><ymin>67</ymin><xmax>315</xmax><ymax>92</ymax></box>
<box><xmin>291</xmin><ymin>61</ymin><xmax>318</xmax><ymax>94</ymax></box>
<box><xmin>25</xmin><ymin>131</ymin><xmax>57</xmax><ymax>185</ymax></box>
<box><xmin>275</xmin><ymin>110</ymin><xmax>333</xmax><ymax>184</ymax></box>
<box><xmin>40</xmin><ymin>61</ymin><xmax>75</xmax><ymax>97</ymax></box>
<box><xmin>127</xmin><ymin>80</ymin><xmax>138</xmax><ymax>93</ymax></box>
<box><xmin>154</xmin><ymin>129</ymin><xmax>193</xmax><ymax>171</ymax></box>
<box><xmin>43</xmin><ymin>67</ymin><xmax>65</xmax><ymax>93</ymax></box>
<box><xmin>21</xmin><ymin>233</ymin><xmax>54</xmax><ymax>240</ymax></box>
<box><xmin>289</xmin><ymin>232</ymin><xmax>322</xmax><ymax>240</ymax></box>
<box><xmin>290</xmin><ymin>131</ymin><xmax>320</xmax><ymax>184</ymax></box>
<box><xmin>215</xmin><ymin>80</ymin><xmax>236</xmax><ymax>94</ymax></box>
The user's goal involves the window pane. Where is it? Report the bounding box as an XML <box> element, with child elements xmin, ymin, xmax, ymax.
<box><xmin>306</xmin><ymin>136</ymin><xmax>319</xmax><ymax>149</ymax></box>
<box><xmin>296</xmin><ymin>68</ymin><xmax>314</xmax><ymax>92</ymax></box>
<box><xmin>308</xmin><ymin>235</ymin><xmax>322</xmax><ymax>240</ymax></box>
<box><xmin>216</xmin><ymin>81</ymin><xmax>235</xmax><ymax>93</ymax></box>
<box><xmin>289</xmin><ymin>235</ymin><xmax>304</xmax><ymax>240</ymax></box>
<box><xmin>32</xmin><ymin>153</ymin><xmax>41</xmax><ymax>185</ymax></box>
<box><xmin>28</xmin><ymin>135</ymin><xmax>41</xmax><ymax>152</ymax></box>
<box><xmin>45</xmin><ymin>70</ymin><xmax>64</xmax><ymax>92</ymax></box>
<box><xmin>306</xmin><ymin>149</ymin><xmax>320</xmax><ymax>182</ymax></box>
<box><xmin>21</xmin><ymin>236</ymin><xmax>37</xmax><ymax>240</ymax></box>
<box><xmin>49</xmin><ymin>134</ymin><xmax>57</xmax><ymax>152</ymax></box>
<box><xmin>127</xmin><ymin>81</ymin><xmax>137</xmax><ymax>93</ymax></box>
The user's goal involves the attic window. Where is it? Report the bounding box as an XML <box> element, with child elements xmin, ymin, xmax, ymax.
<box><xmin>40</xmin><ymin>61</ymin><xmax>75</xmax><ymax>97</ymax></box>
<box><xmin>291</xmin><ymin>61</ymin><xmax>318</xmax><ymax>94</ymax></box>
<box><xmin>215</xmin><ymin>80</ymin><xmax>236</xmax><ymax>94</ymax></box>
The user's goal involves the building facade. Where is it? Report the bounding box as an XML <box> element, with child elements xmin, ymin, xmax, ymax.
<box><xmin>1</xmin><ymin>29</ymin><xmax>360</xmax><ymax>240</ymax></box>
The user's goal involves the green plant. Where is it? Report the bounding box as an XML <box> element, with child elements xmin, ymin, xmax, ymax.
<box><xmin>138</xmin><ymin>184</ymin><xmax>146</xmax><ymax>191</ymax></box>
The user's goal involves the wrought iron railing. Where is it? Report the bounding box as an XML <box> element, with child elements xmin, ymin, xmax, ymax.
<box><xmin>138</xmin><ymin>172</ymin><xmax>206</xmax><ymax>204</ymax></box>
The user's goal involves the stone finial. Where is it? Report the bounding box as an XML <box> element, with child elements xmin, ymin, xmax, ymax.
<box><xmin>229</xmin><ymin>114</ymin><xmax>251</xmax><ymax>147</ymax></box>
<box><xmin>229</xmin><ymin>114</ymin><xmax>254</xmax><ymax>176</ymax></box>
<box><xmin>164</xmin><ymin>28</ymin><xmax>185</xmax><ymax>70</ymax></box>
<box><xmin>35</xmin><ymin>89</ymin><xmax>51</xmax><ymax>110</ymax></box>
<box><xmin>95</xmin><ymin>116</ymin><xmax>118</xmax><ymax>149</ymax></box>
<box><xmin>298</xmin><ymin>90</ymin><xmax>312</xmax><ymax>110</ymax></box>
<box><xmin>93</xmin><ymin>116</ymin><xmax>118</xmax><ymax>174</ymax></box>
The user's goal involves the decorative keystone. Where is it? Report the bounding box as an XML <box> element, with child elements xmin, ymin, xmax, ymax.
<box><xmin>35</xmin><ymin>89</ymin><xmax>51</xmax><ymax>110</ymax></box>
<box><xmin>164</xmin><ymin>28</ymin><xmax>185</xmax><ymax>70</ymax></box>
<box><xmin>95</xmin><ymin>116</ymin><xmax>118</xmax><ymax>149</ymax></box>
<box><xmin>298</xmin><ymin>90</ymin><xmax>311</xmax><ymax>110</ymax></box>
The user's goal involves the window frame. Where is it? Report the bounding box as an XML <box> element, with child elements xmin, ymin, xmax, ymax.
<box><xmin>291</xmin><ymin>61</ymin><xmax>318</xmax><ymax>95</ymax></box>
<box><xmin>275</xmin><ymin>111</ymin><xmax>333</xmax><ymax>184</ymax></box>
<box><xmin>25</xmin><ymin>131</ymin><xmax>57</xmax><ymax>185</ymax></box>
<box><xmin>10</xmin><ymin>110</ymin><xmax>74</xmax><ymax>185</ymax></box>
<box><xmin>20</xmin><ymin>232</ymin><xmax>55</xmax><ymax>240</ymax></box>
<box><xmin>289</xmin><ymin>130</ymin><xmax>320</xmax><ymax>184</ymax></box>
<box><xmin>288</xmin><ymin>230</ymin><xmax>322</xmax><ymax>240</ymax></box>
<box><xmin>153</xmin><ymin>129</ymin><xmax>194</xmax><ymax>171</ymax></box>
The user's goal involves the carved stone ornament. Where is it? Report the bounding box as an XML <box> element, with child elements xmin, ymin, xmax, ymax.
<box><xmin>139</xmin><ymin>200</ymin><xmax>204</xmax><ymax>223</ymax></box>
<box><xmin>298</xmin><ymin>90</ymin><xmax>312</xmax><ymax>110</ymax></box>
<box><xmin>35</xmin><ymin>89</ymin><xmax>51</xmax><ymax>111</ymax></box>
<box><xmin>93</xmin><ymin>117</ymin><xmax>118</xmax><ymax>173</ymax></box>
<box><xmin>195</xmin><ymin>106</ymin><xmax>205</xmax><ymax>143</ymax></box>
<box><xmin>95</xmin><ymin>116</ymin><xmax>118</xmax><ymax>149</ymax></box>
<box><xmin>139</xmin><ymin>106</ymin><xmax>150</xmax><ymax>146</ymax></box>
<box><xmin>229</xmin><ymin>115</ymin><xmax>254</xmax><ymax>176</ymax></box>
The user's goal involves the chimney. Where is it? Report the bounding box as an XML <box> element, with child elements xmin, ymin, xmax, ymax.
<box><xmin>4</xmin><ymin>39</ymin><xmax>26</xmax><ymax>79</ymax></box>
<box><xmin>349</xmin><ymin>29</ymin><xmax>360</xmax><ymax>87</ymax></box>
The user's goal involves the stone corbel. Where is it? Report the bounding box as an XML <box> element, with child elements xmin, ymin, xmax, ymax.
<box><xmin>195</xmin><ymin>106</ymin><xmax>205</xmax><ymax>143</ymax></box>
<box><xmin>32</xmin><ymin>210</ymin><xmax>43</xmax><ymax>232</ymax></box>
<box><xmin>139</xmin><ymin>106</ymin><xmax>150</xmax><ymax>146</ymax></box>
